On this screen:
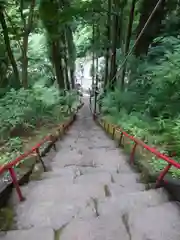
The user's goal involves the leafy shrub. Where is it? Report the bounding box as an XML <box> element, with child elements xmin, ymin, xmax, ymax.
<box><xmin>101</xmin><ymin>87</ymin><xmax>180</xmax><ymax>178</ymax></box>
<box><xmin>74</xmin><ymin>24</ymin><xmax>92</xmax><ymax>57</ymax></box>
<box><xmin>0</xmin><ymin>87</ymin><xmax>78</xmax><ymax>141</ymax></box>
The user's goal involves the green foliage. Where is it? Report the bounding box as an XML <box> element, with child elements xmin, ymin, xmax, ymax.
<box><xmin>6</xmin><ymin>137</ymin><xmax>23</xmax><ymax>152</ymax></box>
<box><xmin>0</xmin><ymin>86</ymin><xmax>79</xmax><ymax>166</ymax></box>
<box><xmin>0</xmin><ymin>87</ymin><xmax>77</xmax><ymax>141</ymax></box>
<box><xmin>100</xmin><ymin>35</ymin><xmax>180</xmax><ymax>178</ymax></box>
<box><xmin>127</xmin><ymin>36</ymin><xmax>180</xmax><ymax>118</ymax></box>
<box><xmin>74</xmin><ymin>24</ymin><xmax>92</xmax><ymax>57</ymax></box>
<box><xmin>27</xmin><ymin>33</ymin><xmax>55</xmax><ymax>86</ymax></box>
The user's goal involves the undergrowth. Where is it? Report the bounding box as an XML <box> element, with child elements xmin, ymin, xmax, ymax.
<box><xmin>100</xmin><ymin>90</ymin><xmax>180</xmax><ymax>178</ymax></box>
<box><xmin>0</xmin><ymin>87</ymin><xmax>79</xmax><ymax>166</ymax></box>
<box><xmin>99</xmin><ymin>37</ymin><xmax>180</xmax><ymax>179</ymax></box>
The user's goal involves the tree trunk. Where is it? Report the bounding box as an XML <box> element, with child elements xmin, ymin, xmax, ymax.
<box><xmin>62</xmin><ymin>30</ymin><xmax>70</xmax><ymax>90</ymax></box>
<box><xmin>66</xmin><ymin>26</ymin><xmax>76</xmax><ymax>89</ymax></box>
<box><xmin>94</xmin><ymin>51</ymin><xmax>99</xmax><ymax>114</ymax></box>
<box><xmin>121</xmin><ymin>0</ymin><xmax>136</xmax><ymax>89</ymax></box>
<box><xmin>70</xmin><ymin>69</ymin><xmax>74</xmax><ymax>88</ymax></box>
<box><xmin>109</xmin><ymin>0</ymin><xmax>119</xmax><ymax>88</ymax></box>
<box><xmin>60</xmin><ymin>0</ymin><xmax>76</xmax><ymax>89</ymax></box>
<box><xmin>52</xmin><ymin>41</ymin><xmax>65</xmax><ymax>89</ymax></box>
<box><xmin>63</xmin><ymin>55</ymin><xmax>70</xmax><ymax>90</ymax></box>
<box><xmin>0</xmin><ymin>11</ymin><xmax>21</xmax><ymax>88</ymax></box>
<box><xmin>104</xmin><ymin>0</ymin><xmax>111</xmax><ymax>89</ymax></box>
<box><xmin>22</xmin><ymin>33</ymin><xmax>28</xmax><ymax>88</ymax></box>
<box><xmin>94</xmin><ymin>23</ymin><xmax>100</xmax><ymax>114</ymax></box>
<box><xmin>92</xmin><ymin>21</ymin><xmax>95</xmax><ymax>87</ymax></box>
<box><xmin>117</xmin><ymin>0</ymin><xmax>127</xmax><ymax>50</ymax></box>
<box><xmin>21</xmin><ymin>0</ymin><xmax>36</xmax><ymax>88</ymax></box>
<box><xmin>135</xmin><ymin>0</ymin><xmax>166</xmax><ymax>56</ymax></box>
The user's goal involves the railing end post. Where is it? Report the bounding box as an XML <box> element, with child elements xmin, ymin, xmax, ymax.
<box><xmin>130</xmin><ymin>142</ymin><xmax>138</xmax><ymax>164</ymax></box>
<box><xmin>112</xmin><ymin>127</ymin><xmax>115</xmax><ymax>140</ymax></box>
<box><xmin>156</xmin><ymin>163</ymin><xmax>172</xmax><ymax>188</ymax></box>
<box><xmin>119</xmin><ymin>132</ymin><xmax>124</xmax><ymax>147</ymax></box>
<box><xmin>36</xmin><ymin>148</ymin><xmax>47</xmax><ymax>172</ymax></box>
<box><xmin>9</xmin><ymin>167</ymin><xmax>25</xmax><ymax>202</ymax></box>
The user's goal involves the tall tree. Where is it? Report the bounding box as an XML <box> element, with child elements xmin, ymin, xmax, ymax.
<box><xmin>135</xmin><ymin>0</ymin><xmax>166</xmax><ymax>56</ymax></box>
<box><xmin>20</xmin><ymin>0</ymin><xmax>36</xmax><ymax>88</ymax></box>
<box><xmin>104</xmin><ymin>0</ymin><xmax>111</xmax><ymax>89</ymax></box>
<box><xmin>62</xmin><ymin>30</ymin><xmax>70</xmax><ymax>90</ymax></box>
<box><xmin>39</xmin><ymin>0</ymin><xmax>65</xmax><ymax>89</ymax></box>
<box><xmin>66</xmin><ymin>26</ymin><xmax>76</xmax><ymax>89</ymax></box>
<box><xmin>109</xmin><ymin>0</ymin><xmax>119</xmax><ymax>86</ymax></box>
<box><xmin>0</xmin><ymin>3</ymin><xmax>20</xmax><ymax>88</ymax></box>
<box><xmin>121</xmin><ymin>0</ymin><xmax>137</xmax><ymax>89</ymax></box>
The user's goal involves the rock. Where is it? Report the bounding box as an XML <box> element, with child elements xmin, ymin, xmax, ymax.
<box><xmin>99</xmin><ymin>188</ymin><xmax>169</xmax><ymax>216</ymax></box>
<box><xmin>128</xmin><ymin>202</ymin><xmax>180</xmax><ymax>240</ymax></box>
<box><xmin>0</xmin><ymin>228</ymin><xmax>54</xmax><ymax>240</ymax></box>
<box><xmin>60</xmin><ymin>214</ymin><xmax>129</xmax><ymax>240</ymax></box>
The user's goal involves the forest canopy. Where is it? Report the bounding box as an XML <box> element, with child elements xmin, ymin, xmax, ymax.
<box><xmin>1</xmin><ymin>0</ymin><xmax>180</xmax><ymax>177</ymax></box>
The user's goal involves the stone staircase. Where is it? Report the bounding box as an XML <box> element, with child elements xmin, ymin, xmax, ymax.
<box><xmin>1</xmin><ymin>99</ymin><xmax>180</xmax><ymax>240</ymax></box>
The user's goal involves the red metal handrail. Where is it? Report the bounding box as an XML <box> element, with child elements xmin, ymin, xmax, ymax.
<box><xmin>115</xmin><ymin>126</ymin><xmax>180</xmax><ymax>169</ymax></box>
<box><xmin>0</xmin><ymin>134</ymin><xmax>54</xmax><ymax>202</ymax></box>
<box><xmin>0</xmin><ymin>102</ymin><xmax>83</xmax><ymax>202</ymax></box>
<box><xmin>0</xmin><ymin>129</ymin><xmax>63</xmax><ymax>202</ymax></box>
<box><xmin>97</xmin><ymin>118</ymin><xmax>180</xmax><ymax>187</ymax></box>
<box><xmin>0</xmin><ymin>135</ymin><xmax>51</xmax><ymax>174</ymax></box>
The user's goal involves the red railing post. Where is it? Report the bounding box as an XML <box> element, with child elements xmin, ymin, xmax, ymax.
<box><xmin>36</xmin><ymin>148</ymin><xmax>47</xmax><ymax>172</ymax></box>
<box><xmin>119</xmin><ymin>132</ymin><xmax>124</xmax><ymax>146</ymax></box>
<box><xmin>107</xmin><ymin>123</ymin><xmax>110</xmax><ymax>133</ymax></box>
<box><xmin>99</xmin><ymin>120</ymin><xmax>180</xmax><ymax>185</ymax></box>
<box><xmin>130</xmin><ymin>142</ymin><xmax>138</xmax><ymax>164</ymax></box>
<box><xmin>156</xmin><ymin>163</ymin><xmax>172</xmax><ymax>188</ymax></box>
<box><xmin>112</xmin><ymin>127</ymin><xmax>115</xmax><ymax>139</ymax></box>
<box><xmin>9</xmin><ymin>167</ymin><xmax>25</xmax><ymax>202</ymax></box>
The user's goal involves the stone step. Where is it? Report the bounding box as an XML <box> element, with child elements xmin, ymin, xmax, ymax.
<box><xmin>99</xmin><ymin>188</ymin><xmax>169</xmax><ymax>216</ymax></box>
<box><xmin>42</xmin><ymin>166</ymin><xmax>76</xmax><ymax>181</ymax></box>
<box><xmin>6</xmin><ymin>101</ymin><xmax>177</xmax><ymax>240</ymax></box>
<box><xmin>111</xmin><ymin>172</ymin><xmax>140</xmax><ymax>185</ymax></box>
<box><xmin>60</xmin><ymin>214</ymin><xmax>129</xmax><ymax>240</ymax></box>
<box><xmin>128</xmin><ymin>201</ymin><xmax>180</xmax><ymax>240</ymax></box>
<box><xmin>108</xmin><ymin>182</ymin><xmax>145</xmax><ymax>197</ymax></box>
<box><xmin>13</xmin><ymin>180</ymin><xmax>106</xmax><ymax>230</ymax></box>
<box><xmin>74</xmin><ymin>172</ymin><xmax>112</xmax><ymax>185</ymax></box>
<box><xmin>0</xmin><ymin>228</ymin><xmax>54</xmax><ymax>240</ymax></box>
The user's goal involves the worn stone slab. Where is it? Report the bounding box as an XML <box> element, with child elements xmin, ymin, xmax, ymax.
<box><xmin>42</xmin><ymin>166</ymin><xmax>76</xmax><ymax>181</ymax></box>
<box><xmin>112</xmin><ymin>173</ymin><xmax>140</xmax><ymax>185</ymax></box>
<box><xmin>15</xmin><ymin>180</ymin><xmax>105</xmax><ymax>229</ymax></box>
<box><xmin>129</xmin><ymin>202</ymin><xmax>180</xmax><ymax>240</ymax></box>
<box><xmin>0</xmin><ymin>228</ymin><xmax>54</xmax><ymax>240</ymax></box>
<box><xmin>74</xmin><ymin>172</ymin><xmax>112</xmax><ymax>185</ymax></box>
<box><xmin>77</xmin><ymin>166</ymin><xmax>108</xmax><ymax>175</ymax></box>
<box><xmin>92</xmin><ymin>150</ymin><xmax>133</xmax><ymax>173</ymax></box>
<box><xmin>108</xmin><ymin>182</ymin><xmax>145</xmax><ymax>197</ymax></box>
<box><xmin>52</xmin><ymin>148</ymin><xmax>83</xmax><ymax>167</ymax></box>
<box><xmin>99</xmin><ymin>188</ymin><xmax>169</xmax><ymax>216</ymax></box>
<box><xmin>60</xmin><ymin>214</ymin><xmax>129</xmax><ymax>240</ymax></box>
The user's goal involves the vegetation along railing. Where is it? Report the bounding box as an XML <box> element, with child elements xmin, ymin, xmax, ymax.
<box><xmin>0</xmin><ymin>103</ymin><xmax>84</xmax><ymax>202</ymax></box>
<box><xmin>93</xmin><ymin>114</ymin><xmax>180</xmax><ymax>187</ymax></box>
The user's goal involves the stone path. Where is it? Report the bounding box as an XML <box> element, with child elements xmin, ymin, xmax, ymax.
<box><xmin>1</xmin><ymin>99</ymin><xmax>180</xmax><ymax>239</ymax></box>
